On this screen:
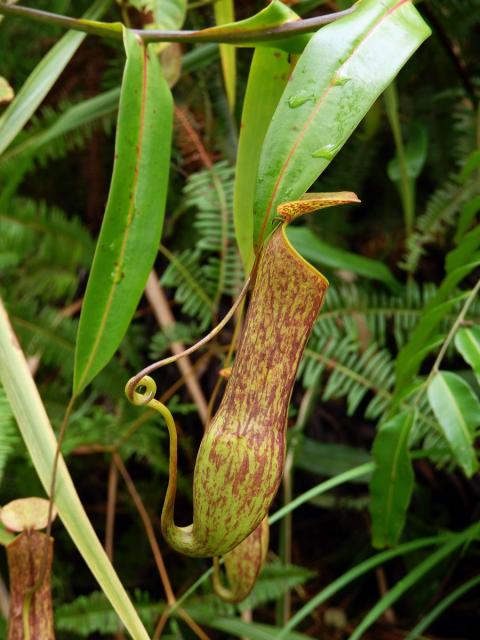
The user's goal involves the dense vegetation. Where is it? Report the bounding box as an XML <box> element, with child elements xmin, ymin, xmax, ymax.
<box><xmin>0</xmin><ymin>0</ymin><xmax>479</xmax><ymax>638</ymax></box>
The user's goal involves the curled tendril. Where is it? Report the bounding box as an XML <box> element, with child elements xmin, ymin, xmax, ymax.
<box><xmin>125</xmin><ymin>375</ymin><xmax>157</xmax><ymax>407</ymax></box>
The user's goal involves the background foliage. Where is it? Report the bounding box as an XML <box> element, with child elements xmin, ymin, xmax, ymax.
<box><xmin>1</xmin><ymin>0</ymin><xmax>480</xmax><ymax>638</ymax></box>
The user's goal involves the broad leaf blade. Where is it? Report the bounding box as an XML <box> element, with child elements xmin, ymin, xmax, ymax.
<box><xmin>0</xmin><ymin>0</ymin><xmax>111</xmax><ymax>156</ymax></box>
<box><xmin>234</xmin><ymin>46</ymin><xmax>294</xmax><ymax>268</ymax></box>
<box><xmin>455</xmin><ymin>326</ymin><xmax>480</xmax><ymax>383</ymax></box>
<box><xmin>370</xmin><ymin>410</ymin><xmax>415</xmax><ymax>548</ymax></box>
<box><xmin>0</xmin><ymin>301</ymin><xmax>150</xmax><ymax>639</ymax></box>
<box><xmin>74</xmin><ymin>29</ymin><xmax>173</xmax><ymax>394</ymax></box>
<box><xmin>428</xmin><ymin>371</ymin><xmax>480</xmax><ymax>477</ymax></box>
<box><xmin>253</xmin><ymin>0</ymin><xmax>431</xmax><ymax>248</ymax></box>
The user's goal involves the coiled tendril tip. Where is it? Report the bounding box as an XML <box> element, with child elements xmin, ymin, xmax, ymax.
<box><xmin>125</xmin><ymin>375</ymin><xmax>156</xmax><ymax>406</ymax></box>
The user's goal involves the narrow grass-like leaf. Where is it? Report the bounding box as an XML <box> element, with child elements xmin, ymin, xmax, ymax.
<box><xmin>395</xmin><ymin>261</ymin><xmax>480</xmax><ymax>392</ymax></box>
<box><xmin>428</xmin><ymin>371</ymin><xmax>480</xmax><ymax>477</ymax></box>
<box><xmin>253</xmin><ymin>0</ymin><xmax>430</xmax><ymax>248</ymax></box>
<box><xmin>0</xmin><ymin>299</ymin><xmax>150</xmax><ymax>640</ymax></box>
<box><xmin>405</xmin><ymin>574</ymin><xmax>480</xmax><ymax>640</ymax></box>
<box><xmin>0</xmin><ymin>88</ymin><xmax>120</xmax><ymax>166</ymax></box>
<box><xmin>455</xmin><ymin>326</ymin><xmax>480</xmax><ymax>383</ymax></box>
<box><xmin>234</xmin><ymin>46</ymin><xmax>293</xmax><ymax>268</ymax></box>
<box><xmin>193</xmin><ymin>615</ymin><xmax>312</xmax><ymax>640</ymax></box>
<box><xmin>214</xmin><ymin>0</ymin><xmax>236</xmax><ymax>111</ymax></box>
<box><xmin>1</xmin><ymin>44</ymin><xmax>216</xmax><ymax>168</ymax></box>
<box><xmin>0</xmin><ymin>0</ymin><xmax>111</xmax><ymax>156</ymax></box>
<box><xmin>347</xmin><ymin>532</ymin><xmax>471</xmax><ymax>640</ymax></box>
<box><xmin>74</xmin><ymin>29</ymin><xmax>173</xmax><ymax>394</ymax></box>
<box><xmin>287</xmin><ymin>226</ymin><xmax>402</xmax><ymax>292</ymax></box>
<box><xmin>370</xmin><ymin>410</ymin><xmax>415</xmax><ymax>548</ymax></box>
<box><xmin>279</xmin><ymin>533</ymin><xmax>452</xmax><ymax>638</ymax></box>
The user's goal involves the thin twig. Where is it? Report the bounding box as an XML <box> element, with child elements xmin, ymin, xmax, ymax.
<box><xmin>114</xmin><ymin>453</ymin><xmax>176</xmax><ymax>604</ymax></box>
<box><xmin>127</xmin><ymin>266</ymin><xmax>254</xmax><ymax>397</ymax></box>
<box><xmin>24</xmin><ymin>394</ymin><xmax>76</xmax><ymax>604</ymax></box>
<box><xmin>0</xmin><ymin>3</ymin><xmax>355</xmax><ymax>44</ymax></box>
<box><xmin>414</xmin><ymin>278</ymin><xmax>480</xmax><ymax>405</ymax></box>
<box><xmin>105</xmin><ymin>456</ymin><xmax>119</xmax><ymax>561</ymax></box>
<box><xmin>113</xmin><ymin>454</ymin><xmax>211</xmax><ymax>640</ymax></box>
<box><xmin>145</xmin><ymin>271</ymin><xmax>209</xmax><ymax>425</ymax></box>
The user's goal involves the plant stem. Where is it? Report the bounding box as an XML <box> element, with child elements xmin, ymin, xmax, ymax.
<box><xmin>414</xmin><ymin>277</ymin><xmax>480</xmax><ymax>406</ymax></box>
<box><xmin>0</xmin><ymin>2</ymin><xmax>355</xmax><ymax>44</ymax></box>
<box><xmin>114</xmin><ymin>454</ymin><xmax>212</xmax><ymax>639</ymax></box>
<box><xmin>145</xmin><ymin>271</ymin><xmax>209</xmax><ymax>424</ymax></box>
<box><xmin>105</xmin><ymin>456</ymin><xmax>119</xmax><ymax>561</ymax></box>
<box><xmin>385</xmin><ymin>82</ymin><xmax>415</xmax><ymax>236</ymax></box>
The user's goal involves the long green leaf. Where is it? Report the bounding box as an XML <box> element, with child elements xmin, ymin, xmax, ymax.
<box><xmin>405</xmin><ymin>574</ymin><xmax>480</xmax><ymax>640</ymax></box>
<box><xmin>0</xmin><ymin>44</ymin><xmax>217</xmax><ymax>168</ymax></box>
<box><xmin>370</xmin><ymin>410</ymin><xmax>415</xmax><ymax>548</ymax></box>
<box><xmin>253</xmin><ymin>0</ymin><xmax>431</xmax><ymax>249</ymax></box>
<box><xmin>455</xmin><ymin>325</ymin><xmax>480</xmax><ymax>383</ymax></box>
<box><xmin>427</xmin><ymin>371</ymin><xmax>480</xmax><ymax>477</ymax></box>
<box><xmin>279</xmin><ymin>533</ymin><xmax>451</xmax><ymax>638</ymax></box>
<box><xmin>395</xmin><ymin>261</ymin><xmax>480</xmax><ymax>392</ymax></box>
<box><xmin>0</xmin><ymin>88</ymin><xmax>120</xmax><ymax>166</ymax></box>
<box><xmin>74</xmin><ymin>29</ymin><xmax>173</xmax><ymax>394</ymax></box>
<box><xmin>193</xmin><ymin>615</ymin><xmax>312</xmax><ymax>640</ymax></box>
<box><xmin>287</xmin><ymin>226</ymin><xmax>402</xmax><ymax>292</ymax></box>
<box><xmin>0</xmin><ymin>299</ymin><xmax>150</xmax><ymax>640</ymax></box>
<box><xmin>0</xmin><ymin>0</ymin><xmax>111</xmax><ymax>156</ymax></box>
<box><xmin>347</xmin><ymin>533</ymin><xmax>469</xmax><ymax>640</ymax></box>
<box><xmin>234</xmin><ymin>46</ymin><xmax>293</xmax><ymax>268</ymax></box>
<box><xmin>214</xmin><ymin>0</ymin><xmax>236</xmax><ymax>111</ymax></box>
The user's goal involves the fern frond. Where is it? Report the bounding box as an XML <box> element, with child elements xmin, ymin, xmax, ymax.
<box><xmin>186</xmin><ymin>160</ymin><xmax>243</xmax><ymax>297</ymax></box>
<box><xmin>303</xmin><ymin>336</ymin><xmax>395</xmax><ymax>419</ymax></box>
<box><xmin>8</xmin><ymin>303</ymin><xmax>127</xmax><ymax>398</ymax></box>
<box><xmin>402</xmin><ymin>175</ymin><xmax>477</xmax><ymax>273</ymax></box>
<box><xmin>160</xmin><ymin>246</ymin><xmax>215</xmax><ymax>326</ymax></box>
<box><xmin>314</xmin><ymin>283</ymin><xmax>480</xmax><ymax>353</ymax></box>
<box><xmin>0</xmin><ymin>198</ymin><xmax>93</xmax><ymax>272</ymax></box>
<box><xmin>0</xmin><ymin>91</ymin><xmax>118</xmax><ymax>170</ymax></box>
<box><xmin>149</xmin><ymin>322</ymin><xmax>201</xmax><ymax>359</ymax></box>
<box><xmin>238</xmin><ymin>562</ymin><xmax>315</xmax><ymax>613</ymax></box>
<box><xmin>0</xmin><ymin>386</ymin><xmax>22</xmax><ymax>486</ymax></box>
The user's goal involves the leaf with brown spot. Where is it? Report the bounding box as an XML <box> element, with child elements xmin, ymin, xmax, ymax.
<box><xmin>74</xmin><ymin>28</ymin><xmax>173</xmax><ymax>394</ymax></box>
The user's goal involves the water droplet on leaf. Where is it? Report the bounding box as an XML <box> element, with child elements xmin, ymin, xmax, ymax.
<box><xmin>288</xmin><ymin>90</ymin><xmax>314</xmax><ymax>108</ymax></box>
<box><xmin>311</xmin><ymin>143</ymin><xmax>338</xmax><ymax>160</ymax></box>
<box><xmin>333</xmin><ymin>75</ymin><xmax>350</xmax><ymax>86</ymax></box>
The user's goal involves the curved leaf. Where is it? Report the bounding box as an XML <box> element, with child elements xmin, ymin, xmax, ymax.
<box><xmin>0</xmin><ymin>300</ymin><xmax>150</xmax><ymax>639</ymax></box>
<box><xmin>370</xmin><ymin>410</ymin><xmax>415</xmax><ymax>548</ymax></box>
<box><xmin>428</xmin><ymin>371</ymin><xmax>480</xmax><ymax>477</ymax></box>
<box><xmin>214</xmin><ymin>0</ymin><xmax>236</xmax><ymax>110</ymax></box>
<box><xmin>0</xmin><ymin>0</ymin><xmax>111</xmax><ymax>156</ymax></box>
<box><xmin>234</xmin><ymin>46</ymin><xmax>294</xmax><ymax>268</ymax></box>
<box><xmin>74</xmin><ymin>29</ymin><xmax>173</xmax><ymax>394</ymax></box>
<box><xmin>253</xmin><ymin>0</ymin><xmax>431</xmax><ymax>248</ymax></box>
<box><xmin>455</xmin><ymin>326</ymin><xmax>480</xmax><ymax>383</ymax></box>
<box><xmin>200</xmin><ymin>0</ymin><xmax>308</xmax><ymax>52</ymax></box>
